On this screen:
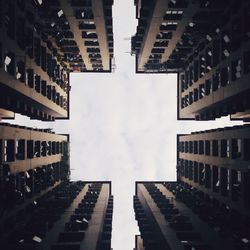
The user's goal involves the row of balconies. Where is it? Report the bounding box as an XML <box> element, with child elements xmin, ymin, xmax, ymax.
<box><xmin>180</xmin><ymin>47</ymin><xmax>250</xmax><ymax>94</ymax></box>
<box><xmin>178</xmin><ymin>137</ymin><xmax>250</xmax><ymax>160</ymax></box>
<box><xmin>0</xmin><ymin>139</ymin><xmax>67</xmax><ymax>162</ymax></box>
<box><xmin>1</xmin><ymin>51</ymin><xmax>68</xmax><ymax>111</ymax></box>
<box><xmin>178</xmin><ymin>160</ymin><xmax>243</xmax><ymax>201</ymax></box>
<box><xmin>0</xmin><ymin>163</ymin><xmax>67</xmax><ymax>214</ymax></box>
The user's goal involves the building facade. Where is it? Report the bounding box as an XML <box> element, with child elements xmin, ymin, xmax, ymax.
<box><xmin>132</xmin><ymin>0</ymin><xmax>250</xmax><ymax>121</ymax></box>
<box><xmin>0</xmin><ymin>180</ymin><xmax>113</xmax><ymax>250</ymax></box>
<box><xmin>177</xmin><ymin>124</ymin><xmax>250</xmax><ymax>215</ymax></box>
<box><xmin>0</xmin><ymin>122</ymin><xmax>70</xmax><ymax>212</ymax></box>
<box><xmin>0</xmin><ymin>0</ymin><xmax>114</xmax><ymax>121</ymax></box>
<box><xmin>134</xmin><ymin>181</ymin><xmax>250</xmax><ymax>250</ymax></box>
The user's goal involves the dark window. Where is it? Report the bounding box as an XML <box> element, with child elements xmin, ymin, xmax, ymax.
<box><xmin>188</xmin><ymin>161</ymin><xmax>193</xmax><ymax>180</ymax></box>
<box><xmin>199</xmin><ymin>140</ymin><xmax>204</xmax><ymax>155</ymax></box>
<box><xmin>205</xmin><ymin>140</ymin><xmax>210</xmax><ymax>155</ymax></box>
<box><xmin>194</xmin><ymin>141</ymin><xmax>198</xmax><ymax>154</ymax></box>
<box><xmin>16</xmin><ymin>139</ymin><xmax>25</xmax><ymax>160</ymax></box>
<box><xmin>26</xmin><ymin>69</ymin><xmax>34</xmax><ymax>88</ymax></box>
<box><xmin>205</xmin><ymin>165</ymin><xmax>211</xmax><ymax>188</ymax></box>
<box><xmin>34</xmin><ymin>141</ymin><xmax>41</xmax><ymax>157</ymax></box>
<box><xmin>199</xmin><ymin>163</ymin><xmax>205</xmax><ymax>186</ymax></box>
<box><xmin>232</xmin><ymin>139</ymin><xmax>242</xmax><ymax>159</ymax></box>
<box><xmin>221</xmin><ymin>168</ymin><xmax>229</xmax><ymax>196</ymax></box>
<box><xmin>194</xmin><ymin>162</ymin><xmax>198</xmax><ymax>183</ymax></box>
<box><xmin>231</xmin><ymin>170</ymin><xmax>242</xmax><ymax>202</ymax></box>
<box><xmin>27</xmin><ymin>140</ymin><xmax>34</xmax><ymax>159</ymax></box>
<box><xmin>220</xmin><ymin>139</ymin><xmax>229</xmax><ymax>158</ymax></box>
<box><xmin>212</xmin><ymin>166</ymin><xmax>220</xmax><ymax>193</ymax></box>
<box><xmin>5</xmin><ymin>140</ymin><xmax>15</xmax><ymax>162</ymax></box>
<box><xmin>243</xmin><ymin>139</ymin><xmax>250</xmax><ymax>160</ymax></box>
<box><xmin>212</xmin><ymin>140</ymin><xmax>219</xmax><ymax>157</ymax></box>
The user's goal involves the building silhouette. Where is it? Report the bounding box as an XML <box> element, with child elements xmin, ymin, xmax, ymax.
<box><xmin>134</xmin><ymin>180</ymin><xmax>250</xmax><ymax>250</ymax></box>
<box><xmin>132</xmin><ymin>0</ymin><xmax>250</xmax><ymax>121</ymax></box>
<box><xmin>0</xmin><ymin>180</ymin><xmax>113</xmax><ymax>250</ymax></box>
<box><xmin>0</xmin><ymin>122</ymin><xmax>113</xmax><ymax>250</ymax></box>
<box><xmin>0</xmin><ymin>0</ymin><xmax>114</xmax><ymax>121</ymax></box>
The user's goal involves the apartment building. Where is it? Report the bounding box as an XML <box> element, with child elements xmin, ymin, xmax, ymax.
<box><xmin>134</xmin><ymin>181</ymin><xmax>250</xmax><ymax>250</ymax></box>
<box><xmin>132</xmin><ymin>0</ymin><xmax>250</xmax><ymax>121</ymax></box>
<box><xmin>177</xmin><ymin>124</ymin><xmax>250</xmax><ymax>214</ymax></box>
<box><xmin>0</xmin><ymin>122</ymin><xmax>70</xmax><ymax>211</ymax></box>
<box><xmin>0</xmin><ymin>180</ymin><xmax>113</xmax><ymax>250</ymax></box>
<box><xmin>0</xmin><ymin>0</ymin><xmax>114</xmax><ymax>121</ymax></box>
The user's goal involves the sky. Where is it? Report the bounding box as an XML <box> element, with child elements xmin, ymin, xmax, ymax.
<box><xmin>7</xmin><ymin>0</ymin><xmax>243</xmax><ymax>249</ymax></box>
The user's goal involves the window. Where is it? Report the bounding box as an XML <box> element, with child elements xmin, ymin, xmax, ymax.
<box><xmin>41</xmin><ymin>141</ymin><xmax>47</xmax><ymax>157</ymax></box>
<box><xmin>221</xmin><ymin>31</ymin><xmax>231</xmax><ymax>59</ymax></box>
<box><xmin>231</xmin><ymin>59</ymin><xmax>242</xmax><ymax>81</ymax></box>
<box><xmin>205</xmin><ymin>165</ymin><xmax>211</xmax><ymax>188</ymax></box>
<box><xmin>41</xmin><ymin>46</ymin><xmax>47</xmax><ymax>72</ymax></box>
<box><xmin>243</xmin><ymin>139</ymin><xmax>250</xmax><ymax>160</ymax></box>
<box><xmin>188</xmin><ymin>161</ymin><xmax>193</xmax><ymax>180</ymax></box>
<box><xmin>198</xmin><ymin>140</ymin><xmax>204</xmax><ymax>155</ymax></box>
<box><xmin>221</xmin><ymin>168</ymin><xmax>229</xmax><ymax>196</ymax></box>
<box><xmin>199</xmin><ymin>55</ymin><xmax>205</xmax><ymax>78</ymax></box>
<box><xmin>184</xmin><ymin>141</ymin><xmax>189</xmax><ymax>153</ymax></box>
<box><xmin>205</xmin><ymin>140</ymin><xmax>210</xmax><ymax>155</ymax></box>
<box><xmin>16</xmin><ymin>139</ymin><xmax>25</xmax><ymax>160</ymax></box>
<box><xmin>184</xmin><ymin>160</ymin><xmax>188</xmax><ymax>178</ymax></box>
<box><xmin>16</xmin><ymin>61</ymin><xmax>25</xmax><ymax>82</ymax></box>
<box><xmin>212</xmin><ymin>71</ymin><xmax>220</xmax><ymax>91</ymax></box>
<box><xmin>4</xmin><ymin>52</ymin><xmax>15</xmax><ymax>76</ymax></box>
<box><xmin>26</xmin><ymin>69</ymin><xmax>34</xmax><ymax>88</ymax></box>
<box><xmin>194</xmin><ymin>141</ymin><xmax>198</xmax><ymax>154</ymax></box>
<box><xmin>220</xmin><ymin>139</ymin><xmax>229</xmax><ymax>158</ymax></box>
<box><xmin>199</xmin><ymin>83</ymin><xmax>205</xmax><ymax>99</ymax></box>
<box><xmin>193</xmin><ymin>88</ymin><xmax>198</xmax><ymax>102</ymax></box>
<box><xmin>221</xmin><ymin>67</ymin><xmax>230</xmax><ymax>86</ymax></box>
<box><xmin>212</xmin><ymin>39</ymin><xmax>220</xmax><ymax>67</ymax></box>
<box><xmin>194</xmin><ymin>162</ymin><xmax>198</xmax><ymax>183</ymax></box>
<box><xmin>212</xmin><ymin>140</ymin><xmax>219</xmax><ymax>157</ymax></box>
<box><xmin>212</xmin><ymin>166</ymin><xmax>220</xmax><ymax>193</ymax></box>
<box><xmin>243</xmin><ymin>170</ymin><xmax>250</xmax><ymax>208</ymax></box>
<box><xmin>231</xmin><ymin>170</ymin><xmax>242</xmax><ymax>202</ymax></box>
<box><xmin>189</xmin><ymin>141</ymin><xmax>193</xmax><ymax>153</ymax></box>
<box><xmin>27</xmin><ymin>140</ymin><xmax>34</xmax><ymax>159</ymax></box>
<box><xmin>205</xmin><ymin>79</ymin><xmax>212</xmax><ymax>96</ymax></box>
<box><xmin>199</xmin><ymin>163</ymin><xmax>205</xmax><ymax>185</ymax></box>
<box><xmin>232</xmin><ymin>139</ymin><xmax>241</xmax><ymax>159</ymax></box>
<box><xmin>34</xmin><ymin>38</ymin><xmax>41</xmax><ymax>66</ymax></box>
<box><xmin>47</xmin><ymin>85</ymin><xmax>52</xmax><ymax>100</ymax></box>
<box><xmin>5</xmin><ymin>139</ymin><xmax>15</xmax><ymax>162</ymax></box>
<box><xmin>243</xmin><ymin>50</ymin><xmax>250</xmax><ymax>74</ymax></box>
<box><xmin>41</xmin><ymin>80</ymin><xmax>47</xmax><ymax>96</ymax></box>
<box><xmin>34</xmin><ymin>141</ymin><xmax>41</xmax><ymax>157</ymax></box>
<box><xmin>35</xmin><ymin>75</ymin><xmax>41</xmax><ymax>93</ymax></box>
